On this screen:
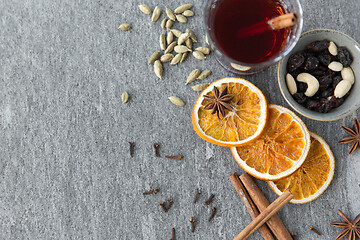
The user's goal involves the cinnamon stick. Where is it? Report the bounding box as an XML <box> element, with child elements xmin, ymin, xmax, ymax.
<box><xmin>229</xmin><ymin>173</ymin><xmax>274</xmax><ymax>240</ymax></box>
<box><xmin>234</xmin><ymin>190</ymin><xmax>294</xmax><ymax>240</ymax></box>
<box><xmin>240</xmin><ymin>173</ymin><xmax>293</xmax><ymax>240</ymax></box>
<box><xmin>268</xmin><ymin>13</ymin><xmax>298</xmax><ymax>30</ymax></box>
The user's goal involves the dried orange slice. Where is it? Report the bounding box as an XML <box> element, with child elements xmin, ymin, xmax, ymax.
<box><xmin>268</xmin><ymin>132</ymin><xmax>335</xmax><ymax>204</ymax></box>
<box><xmin>231</xmin><ymin>104</ymin><xmax>310</xmax><ymax>181</ymax></box>
<box><xmin>192</xmin><ymin>77</ymin><xmax>268</xmax><ymax>147</ymax></box>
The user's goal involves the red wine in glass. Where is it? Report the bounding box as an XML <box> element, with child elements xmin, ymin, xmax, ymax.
<box><xmin>212</xmin><ymin>0</ymin><xmax>288</xmax><ymax>64</ymax></box>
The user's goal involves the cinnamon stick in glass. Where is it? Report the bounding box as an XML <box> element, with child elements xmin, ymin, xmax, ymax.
<box><xmin>229</xmin><ymin>173</ymin><xmax>274</xmax><ymax>240</ymax></box>
<box><xmin>240</xmin><ymin>173</ymin><xmax>293</xmax><ymax>240</ymax></box>
<box><xmin>237</xmin><ymin>13</ymin><xmax>298</xmax><ymax>38</ymax></box>
<box><xmin>234</xmin><ymin>190</ymin><xmax>294</xmax><ymax>240</ymax></box>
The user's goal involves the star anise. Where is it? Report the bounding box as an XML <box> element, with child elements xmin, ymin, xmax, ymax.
<box><xmin>203</xmin><ymin>86</ymin><xmax>234</xmax><ymax>119</ymax></box>
<box><xmin>339</xmin><ymin>118</ymin><xmax>360</xmax><ymax>154</ymax></box>
<box><xmin>330</xmin><ymin>209</ymin><xmax>360</xmax><ymax>240</ymax></box>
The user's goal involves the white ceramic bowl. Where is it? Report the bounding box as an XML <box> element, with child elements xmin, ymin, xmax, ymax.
<box><xmin>278</xmin><ymin>29</ymin><xmax>360</xmax><ymax>121</ymax></box>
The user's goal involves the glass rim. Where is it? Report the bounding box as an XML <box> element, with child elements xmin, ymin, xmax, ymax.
<box><xmin>204</xmin><ymin>0</ymin><xmax>304</xmax><ymax>68</ymax></box>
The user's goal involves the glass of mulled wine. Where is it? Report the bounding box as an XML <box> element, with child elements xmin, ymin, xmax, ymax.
<box><xmin>205</xmin><ymin>0</ymin><xmax>303</xmax><ymax>75</ymax></box>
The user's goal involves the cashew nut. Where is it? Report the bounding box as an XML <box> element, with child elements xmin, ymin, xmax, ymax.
<box><xmin>296</xmin><ymin>73</ymin><xmax>319</xmax><ymax>97</ymax></box>
<box><xmin>286</xmin><ymin>73</ymin><xmax>297</xmax><ymax>95</ymax></box>
<box><xmin>328</xmin><ymin>61</ymin><xmax>343</xmax><ymax>72</ymax></box>
<box><xmin>341</xmin><ymin>67</ymin><xmax>355</xmax><ymax>85</ymax></box>
<box><xmin>334</xmin><ymin>80</ymin><xmax>352</xmax><ymax>98</ymax></box>
<box><xmin>328</xmin><ymin>41</ymin><xmax>338</xmax><ymax>56</ymax></box>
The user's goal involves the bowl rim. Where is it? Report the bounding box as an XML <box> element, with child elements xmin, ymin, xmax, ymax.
<box><xmin>277</xmin><ymin>28</ymin><xmax>360</xmax><ymax>121</ymax></box>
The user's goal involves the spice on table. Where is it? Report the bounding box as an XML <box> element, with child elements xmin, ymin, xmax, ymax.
<box><xmin>203</xmin><ymin>86</ymin><xmax>234</xmax><ymax>119</ymax></box>
<box><xmin>229</xmin><ymin>173</ymin><xmax>275</xmax><ymax>240</ymax></box>
<box><xmin>143</xmin><ymin>188</ymin><xmax>159</xmax><ymax>196</ymax></box>
<box><xmin>148</xmin><ymin>51</ymin><xmax>161</xmax><ymax>65</ymax></box>
<box><xmin>138</xmin><ymin>4</ymin><xmax>151</xmax><ymax>15</ymax></box>
<box><xmin>165</xmin><ymin>6</ymin><xmax>176</xmax><ymax>21</ymax></box>
<box><xmin>160</xmin><ymin>18</ymin><xmax>167</xmax><ymax>29</ymax></box>
<box><xmin>197</xmin><ymin>70</ymin><xmax>212</xmax><ymax>80</ymax></box>
<box><xmin>330</xmin><ymin>209</ymin><xmax>360</xmax><ymax>240</ymax></box>
<box><xmin>204</xmin><ymin>194</ymin><xmax>214</xmax><ymax>206</ymax></box>
<box><xmin>186</xmin><ymin>28</ymin><xmax>197</xmax><ymax>42</ymax></box>
<box><xmin>165</xmin><ymin>155</ymin><xmax>183</xmax><ymax>160</ymax></box>
<box><xmin>183</xmin><ymin>10</ymin><xmax>194</xmax><ymax>17</ymax></box>
<box><xmin>193</xmin><ymin>189</ymin><xmax>201</xmax><ymax>203</ymax></box>
<box><xmin>185</xmin><ymin>69</ymin><xmax>201</xmax><ymax>85</ymax></box>
<box><xmin>154</xmin><ymin>60</ymin><xmax>163</xmax><ymax>79</ymax></box>
<box><xmin>290</xmin><ymin>231</ymin><xmax>297</xmax><ymax>240</ymax></box>
<box><xmin>189</xmin><ymin>216</ymin><xmax>195</xmax><ymax>232</ymax></box>
<box><xmin>339</xmin><ymin>118</ymin><xmax>360</xmax><ymax>154</ymax></box>
<box><xmin>153</xmin><ymin>143</ymin><xmax>159</xmax><ymax>157</ymax></box>
<box><xmin>159</xmin><ymin>199</ymin><xmax>173</xmax><ymax>213</ymax></box>
<box><xmin>151</xmin><ymin>6</ymin><xmax>161</xmax><ymax>22</ymax></box>
<box><xmin>159</xmin><ymin>202</ymin><xmax>168</xmax><ymax>213</ymax></box>
<box><xmin>192</xmin><ymin>83</ymin><xmax>210</xmax><ymax>92</ymax></box>
<box><xmin>233</xmin><ymin>190</ymin><xmax>294</xmax><ymax>240</ymax></box>
<box><xmin>208</xmin><ymin>206</ymin><xmax>216</xmax><ymax>222</ymax></box>
<box><xmin>129</xmin><ymin>142</ymin><xmax>134</xmax><ymax>157</ymax></box>
<box><xmin>168</xmin><ymin>96</ymin><xmax>185</xmax><ymax>107</ymax></box>
<box><xmin>170</xmin><ymin>228</ymin><xmax>175</xmax><ymax>240</ymax></box>
<box><xmin>309</xmin><ymin>225</ymin><xmax>322</xmax><ymax>236</ymax></box>
<box><xmin>118</xmin><ymin>23</ymin><xmax>131</xmax><ymax>31</ymax></box>
<box><xmin>121</xmin><ymin>92</ymin><xmax>129</xmax><ymax>103</ymax></box>
<box><xmin>167</xmin><ymin>199</ymin><xmax>173</xmax><ymax>211</ymax></box>
<box><xmin>174</xmin><ymin>4</ymin><xmax>193</xmax><ymax>14</ymax></box>
<box><xmin>238</xmin><ymin>173</ymin><xmax>293</xmax><ymax>240</ymax></box>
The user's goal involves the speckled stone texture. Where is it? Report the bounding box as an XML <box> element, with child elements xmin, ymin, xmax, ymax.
<box><xmin>0</xmin><ymin>0</ymin><xmax>359</xmax><ymax>239</ymax></box>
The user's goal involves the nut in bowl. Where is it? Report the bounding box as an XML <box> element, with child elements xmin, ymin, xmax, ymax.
<box><xmin>278</xmin><ymin>29</ymin><xmax>360</xmax><ymax>121</ymax></box>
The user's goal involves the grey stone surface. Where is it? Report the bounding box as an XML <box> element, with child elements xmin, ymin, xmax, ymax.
<box><xmin>0</xmin><ymin>0</ymin><xmax>359</xmax><ymax>239</ymax></box>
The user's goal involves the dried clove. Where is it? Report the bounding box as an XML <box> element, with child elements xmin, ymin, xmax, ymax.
<box><xmin>153</xmin><ymin>142</ymin><xmax>160</xmax><ymax>157</ymax></box>
<box><xmin>291</xmin><ymin>230</ymin><xmax>297</xmax><ymax>240</ymax></box>
<box><xmin>159</xmin><ymin>202</ymin><xmax>168</xmax><ymax>213</ymax></box>
<box><xmin>193</xmin><ymin>189</ymin><xmax>201</xmax><ymax>203</ymax></box>
<box><xmin>143</xmin><ymin>188</ymin><xmax>159</xmax><ymax>195</ymax></box>
<box><xmin>309</xmin><ymin>225</ymin><xmax>322</xmax><ymax>236</ymax></box>
<box><xmin>167</xmin><ymin>199</ymin><xmax>173</xmax><ymax>211</ymax></box>
<box><xmin>204</xmin><ymin>194</ymin><xmax>215</xmax><ymax>206</ymax></box>
<box><xmin>165</xmin><ymin>155</ymin><xmax>183</xmax><ymax>160</ymax></box>
<box><xmin>170</xmin><ymin>228</ymin><xmax>175</xmax><ymax>240</ymax></box>
<box><xmin>208</xmin><ymin>207</ymin><xmax>216</xmax><ymax>222</ymax></box>
<box><xmin>189</xmin><ymin>216</ymin><xmax>195</xmax><ymax>232</ymax></box>
<box><xmin>129</xmin><ymin>142</ymin><xmax>134</xmax><ymax>157</ymax></box>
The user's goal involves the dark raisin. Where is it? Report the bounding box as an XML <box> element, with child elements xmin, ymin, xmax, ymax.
<box><xmin>318</xmin><ymin>75</ymin><xmax>333</xmax><ymax>90</ymax></box>
<box><xmin>337</xmin><ymin>47</ymin><xmax>353</xmax><ymax>67</ymax></box>
<box><xmin>306</xmin><ymin>99</ymin><xmax>322</xmax><ymax>111</ymax></box>
<box><xmin>310</xmin><ymin>69</ymin><xmax>326</xmax><ymax>77</ymax></box>
<box><xmin>318</xmin><ymin>54</ymin><xmax>332</xmax><ymax>66</ymax></box>
<box><xmin>287</xmin><ymin>52</ymin><xmax>305</xmax><ymax>72</ymax></box>
<box><xmin>312</xmin><ymin>94</ymin><xmax>321</xmax><ymax>100</ymax></box>
<box><xmin>332</xmin><ymin>75</ymin><xmax>342</xmax><ymax>88</ymax></box>
<box><xmin>307</xmin><ymin>40</ymin><xmax>330</xmax><ymax>52</ymax></box>
<box><xmin>330</xmin><ymin>96</ymin><xmax>345</xmax><ymax>108</ymax></box>
<box><xmin>304</xmin><ymin>56</ymin><xmax>319</xmax><ymax>70</ymax></box>
<box><xmin>320</xmin><ymin>98</ymin><xmax>328</xmax><ymax>104</ymax></box>
<box><xmin>326</xmin><ymin>69</ymin><xmax>335</xmax><ymax>77</ymax></box>
<box><xmin>332</xmin><ymin>54</ymin><xmax>340</xmax><ymax>62</ymax></box>
<box><xmin>293</xmin><ymin>92</ymin><xmax>307</xmax><ymax>104</ymax></box>
<box><xmin>322</xmin><ymin>98</ymin><xmax>333</xmax><ymax>113</ymax></box>
<box><xmin>304</xmin><ymin>51</ymin><xmax>316</xmax><ymax>57</ymax></box>
<box><xmin>321</xmin><ymin>88</ymin><xmax>333</xmax><ymax>98</ymax></box>
<box><xmin>318</xmin><ymin>65</ymin><xmax>328</xmax><ymax>71</ymax></box>
<box><xmin>317</xmin><ymin>98</ymin><xmax>330</xmax><ymax>113</ymax></box>
<box><xmin>297</xmin><ymin>82</ymin><xmax>307</xmax><ymax>93</ymax></box>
